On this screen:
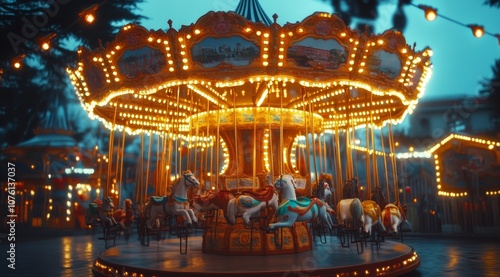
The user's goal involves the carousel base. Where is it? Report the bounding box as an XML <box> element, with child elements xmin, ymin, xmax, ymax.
<box><xmin>92</xmin><ymin>234</ymin><xmax>420</xmax><ymax>277</ymax></box>
<box><xmin>202</xmin><ymin>220</ymin><xmax>313</xmax><ymax>255</ymax></box>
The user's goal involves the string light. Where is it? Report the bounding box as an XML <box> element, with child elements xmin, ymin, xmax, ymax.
<box><xmin>3</xmin><ymin>2</ymin><xmax>109</xmax><ymax>74</ymax></box>
<box><xmin>79</xmin><ymin>4</ymin><xmax>99</xmax><ymax>24</ymax></box>
<box><xmin>468</xmin><ymin>24</ymin><xmax>484</xmax><ymax>38</ymax></box>
<box><xmin>38</xmin><ymin>4</ymin><xmax>105</xmax><ymax>52</ymax></box>
<box><xmin>417</xmin><ymin>5</ymin><xmax>437</xmax><ymax>21</ymax></box>
<box><xmin>411</xmin><ymin>3</ymin><xmax>499</xmax><ymax>45</ymax></box>
<box><xmin>40</xmin><ymin>33</ymin><xmax>57</xmax><ymax>51</ymax></box>
<box><xmin>11</xmin><ymin>54</ymin><xmax>26</xmax><ymax>69</ymax></box>
<box><xmin>15</xmin><ymin>3</ymin><xmax>105</xmax><ymax>60</ymax></box>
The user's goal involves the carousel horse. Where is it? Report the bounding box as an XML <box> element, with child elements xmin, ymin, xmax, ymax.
<box><xmin>381</xmin><ymin>203</ymin><xmax>404</xmax><ymax>234</ymax></box>
<box><xmin>192</xmin><ymin>190</ymin><xmax>234</xmax><ymax>215</ymax></box>
<box><xmin>311</xmin><ymin>177</ymin><xmax>335</xmax><ymax>216</ymax></box>
<box><xmin>267</xmin><ymin>174</ymin><xmax>334</xmax><ymax>232</ymax></box>
<box><xmin>85</xmin><ymin>198</ymin><xmax>103</xmax><ymax>227</ymax></box>
<box><xmin>370</xmin><ymin>186</ymin><xmax>387</xmax><ymax>211</ymax></box>
<box><xmin>342</xmin><ymin>177</ymin><xmax>360</xmax><ymax>199</ymax></box>
<box><xmin>100</xmin><ymin>196</ymin><xmax>121</xmax><ymax>229</ymax></box>
<box><xmin>143</xmin><ymin>170</ymin><xmax>200</xmax><ymax>230</ymax></box>
<box><xmin>85</xmin><ymin>197</ymin><xmax>121</xmax><ymax>229</ymax></box>
<box><xmin>361</xmin><ymin>200</ymin><xmax>385</xmax><ymax>235</ymax></box>
<box><xmin>226</xmin><ymin>185</ymin><xmax>279</xmax><ymax>227</ymax></box>
<box><xmin>264</xmin><ymin>171</ymin><xmax>274</xmax><ymax>186</ymax></box>
<box><xmin>113</xmin><ymin>198</ymin><xmax>135</xmax><ymax>230</ymax></box>
<box><xmin>336</xmin><ymin>198</ymin><xmax>364</xmax><ymax>229</ymax></box>
<box><xmin>313</xmin><ymin>177</ymin><xmax>333</xmax><ymax>205</ymax></box>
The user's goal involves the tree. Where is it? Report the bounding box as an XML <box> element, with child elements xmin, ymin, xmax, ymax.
<box><xmin>484</xmin><ymin>0</ymin><xmax>500</xmax><ymax>8</ymax></box>
<box><xmin>480</xmin><ymin>60</ymin><xmax>500</xmax><ymax>131</ymax></box>
<box><xmin>0</xmin><ymin>0</ymin><xmax>145</xmax><ymax>147</ymax></box>
<box><xmin>481</xmin><ymin>0</ymin><xmax>500</xmax><ymax>132</ymax></box>
<box><xmin>320</xmin><ymin>0</ymin><xmax>411</xmax><ymax>33</ymax></box>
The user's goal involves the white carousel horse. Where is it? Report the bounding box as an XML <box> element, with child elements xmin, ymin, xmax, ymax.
<box><xmin>336</xmin><ymin>198</ymin><xmax>364</xmax><ymax>229</ymax></box>
<box><xmin>143</xmin><ymin>170</ymin><xmax>200</xmax><ymax>230</ymax></box>
<box><xmin>192</xmin><ymin>190</ymin><xmax>234</xmax><ymax>215</ymax></box>
<box><xmin>381</xmin><ymin>203</ymin><xmax>404</xmax><ymax>234</ymax></box>
<box><xmin>226</xmin><ymin>185</ymin><xmax>279</xmax><ymax>226</ymax></box>
<box><xmin>361</xmin><ymin>200</ymin><xmax>385</xmax><ymax>235</ymax></box>
<box><xmin>267</xmin><ymin>174</ymin><xmax>334</xmax><ymax>232</ymax></box>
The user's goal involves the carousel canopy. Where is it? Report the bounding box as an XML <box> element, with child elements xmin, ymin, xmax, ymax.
<box><xmin>67</xmin><ymin>11</ymin><xmax>432</xmax><ymax>136</ymax></box>
<box><xmin>235</xmin><ymin>0</ymin><xmax>273</xmax><ymax>26</ymax></box>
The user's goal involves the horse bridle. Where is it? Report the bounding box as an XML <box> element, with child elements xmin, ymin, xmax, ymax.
<box><xmin>276</xmin><ymin>174</ymin><xmax>296</xmax><ymax>190</ymax></box>
<box><xmin>182</xmin><ymin>171</ymin><xmax>199</xmax><ymax>188</ymax></box>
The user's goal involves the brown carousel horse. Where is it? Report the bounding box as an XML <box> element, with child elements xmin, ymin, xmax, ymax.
<box><xmin>113</xmin><ymin>198</ymin><xmax>135</xmax><ymax>238</ymax></box>
<box><xmin>342</xmin><ymin>177</ymin><xmax>360</xmax><ymax>199</ymax></box>
<box><xmin>192</xmin><ymin>190</ymin><xmax>234</xmax><ymax>215</ymax></box>
<box><xmin>370</xmin><ymin>186</ymin><xmax>388</xmax><ymax>210</ymax></box>
<box><xmin>191</xmin><ymin>190</ymin><xmax>234</xmax><ymax>227</ymax></box>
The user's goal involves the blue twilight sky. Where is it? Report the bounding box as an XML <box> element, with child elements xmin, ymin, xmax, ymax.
<box><xmin>137</xmin><ymin>0</ymin><xmax>500</xmax><ymax>101</ymax></box>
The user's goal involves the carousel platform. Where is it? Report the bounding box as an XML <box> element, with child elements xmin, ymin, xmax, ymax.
<box><xmin>92</xmin><ymin>233</ymin><xmax>420</xmax><ymax>277</ymax></box>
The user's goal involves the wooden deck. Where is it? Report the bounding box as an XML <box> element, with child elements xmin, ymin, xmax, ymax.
<box><xmin>92</xmin><ymin>234</ymin><xmax>420</xmax><ymax>276</ymax></box>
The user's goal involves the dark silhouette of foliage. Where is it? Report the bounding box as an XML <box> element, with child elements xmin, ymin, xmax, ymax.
<box><xmin>0</xmin><ymin>0</ymin><xmax>145</xmax><ymax>147</ymax></box>
<box><xmin>480</xmin><ymin>60</ymin><xmax>500</xmax><ymax>130</ymax></box>
<box><xmin>484</xmin><ymin>0</ymin><xmax>500</xmax><ymax>8</ymax></box>
<box><xmin>481</xmin><ymin>0</ymin><xmax>500</xmax><ymax>132</ymax></box>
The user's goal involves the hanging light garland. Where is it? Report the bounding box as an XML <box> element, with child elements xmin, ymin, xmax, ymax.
<box><xmin>411</xmin><ymin>3</ymin><xmax>500</xmax><ymax>44</ymax></box>
<box><xmin>8</xmin><ymin>2</ymin><xmax>107</xmax><ymax>70</ymax></box>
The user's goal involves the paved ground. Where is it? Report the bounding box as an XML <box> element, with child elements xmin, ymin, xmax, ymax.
<box><xmin>402</xmin><ymin>234</ymin><xmax>500</xmax><ymax>277</ymax></box>
<box><xmin>1</xmin><ymin>229</ymin><xmax>500</xmax><ymax>277</ymax></box>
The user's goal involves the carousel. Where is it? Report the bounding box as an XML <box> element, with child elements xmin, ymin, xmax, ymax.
<box><xmin>68</xmin><ymin>0</ymin><xmax>432</xmax><ymax>276</ymax></box>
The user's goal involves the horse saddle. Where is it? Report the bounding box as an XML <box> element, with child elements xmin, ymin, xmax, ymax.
<box><xmin>295</xmin><ymin>196</ymin><xmax>313</xmax><ymax>207</ymax></box>
<box><xmin>240</xmin><ymin>185</ymin><xmax>275</xmax><ymax>202</ymax></box>
<box><xmin>89</xmin><ymin>202</ymin><xmax>100</xmax><ymax>215</ymax></box>
<box><xmin>236</xmin><ymin>196</ymin><xmax>260</xmax><ymax>208</ymax></box>
<box><xmin>150</xmin><ymin>196</ymin><xmax>168</xmax><ymax>205</ymax></box>
<box><xmin>196</xmin><ymin>191</ymin><xmax>216</xmax><ymax>205</ymax></box>
<box><xmin>277</xmin><ymin>197</ymin><xmax>314</xmax><ymax>215</ymax></box>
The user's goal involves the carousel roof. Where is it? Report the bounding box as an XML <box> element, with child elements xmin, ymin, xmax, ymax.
<box><xmin>67</xmin><ymin>11</ymin><xmax>432</xmax><ymax>136</ymax></box>
<box><xmin>235</xmin><ymin>0</ymin><xmax>273</xmax><ymax>26</ymax></box>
